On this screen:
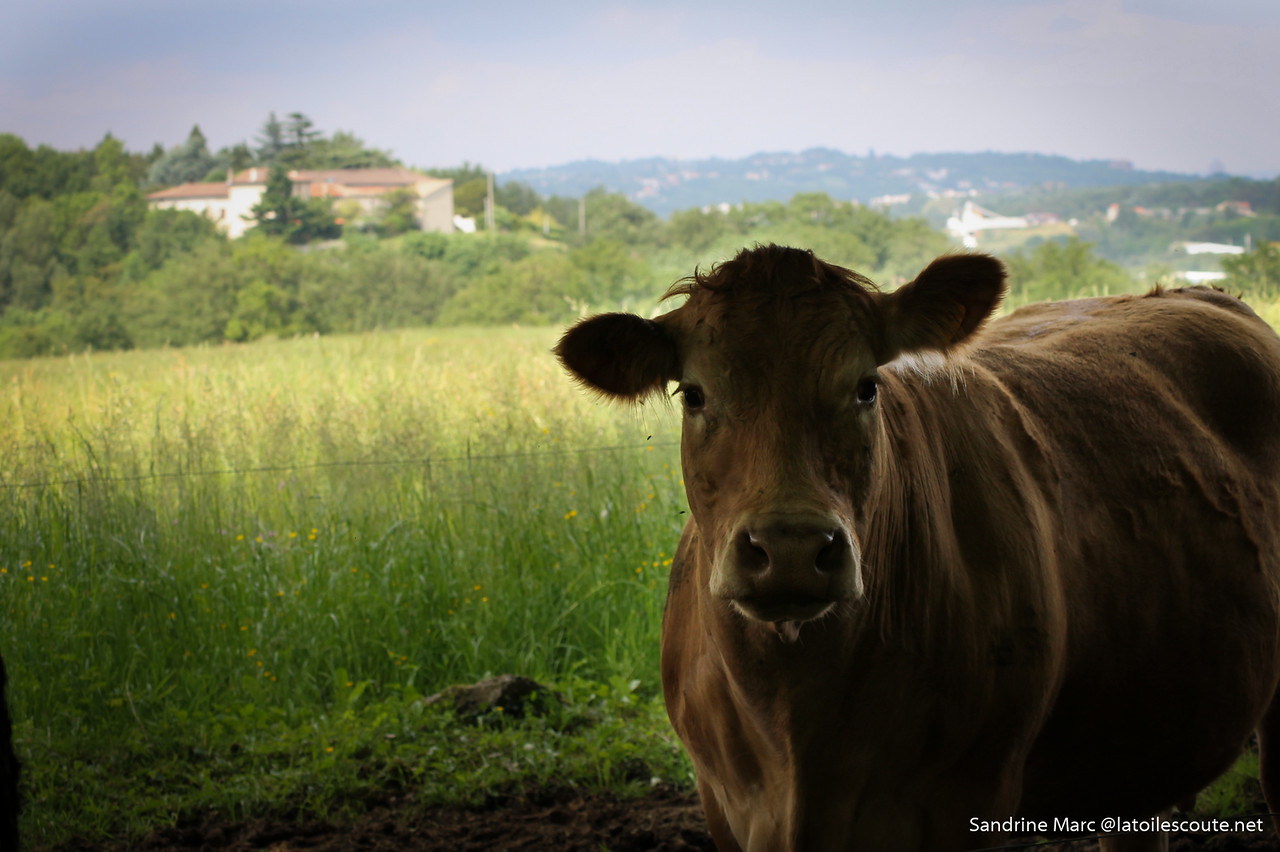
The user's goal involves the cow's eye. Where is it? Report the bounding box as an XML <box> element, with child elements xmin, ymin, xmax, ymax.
<box><xmin>855</xmin><ymin>378</ymin><xmax>878</xmax><ymax>405</ymax></box>
<box><xmin>680</xmin><ymin>385</ymin><xmax>706</xmax><ymax>411</ymax></box>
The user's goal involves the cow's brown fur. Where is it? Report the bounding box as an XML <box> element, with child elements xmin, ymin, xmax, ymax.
<box><xmin>555</xmin><ymin>245</ymin><xmax>1280</xmax><ymax>852</ymax></box>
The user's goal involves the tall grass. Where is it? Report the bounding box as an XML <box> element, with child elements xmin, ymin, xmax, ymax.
<box><xmin>0</xmin><ymin>327</ymin><xmax>686</xmax><ymax>841</ymax></box>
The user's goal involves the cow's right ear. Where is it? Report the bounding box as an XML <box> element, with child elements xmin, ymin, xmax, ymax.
<box><xmin>555</xmin><ymin>313</ymin><xmax>680</xmax><ymax>402</ymax></box>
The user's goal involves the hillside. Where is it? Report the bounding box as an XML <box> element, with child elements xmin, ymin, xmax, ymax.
<box><xmin>501</xmin><ymin>148</ymin><xmax>1202</xmax><ymax>217</ymax></box>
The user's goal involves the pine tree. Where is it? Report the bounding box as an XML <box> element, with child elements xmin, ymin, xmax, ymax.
<box><xmin>255</xmin><ymin>112</ymin><xmax>286</xmax><ymax>165</ymax></box>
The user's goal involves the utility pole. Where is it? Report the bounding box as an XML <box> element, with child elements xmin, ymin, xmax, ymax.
<box><xmin>579</xmin><ymin>195</ymin><xmax>586</xmax><ymax>237</ymax></box>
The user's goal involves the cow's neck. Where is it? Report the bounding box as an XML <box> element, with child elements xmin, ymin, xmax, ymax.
<box><xmin>685</xmin><ymin>376</ymin><xmax>999</xmax><ymax>842</ymax></box>
<box><xmin>691</xmin><ymin>577</ymin><xmax>950</xmax><ymax>849</ymax></box>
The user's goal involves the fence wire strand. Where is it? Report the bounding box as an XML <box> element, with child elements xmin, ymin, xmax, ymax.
<box><xmin>1</xmin><ymin>439</ymin><xmax>682</xmax><ymax>491</ymax></box>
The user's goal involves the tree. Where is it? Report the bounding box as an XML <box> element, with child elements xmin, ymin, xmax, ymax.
<box><xmin>223</xmin><ymin>279</ymin><xmax>302</xmax><ymax>342</ymax></box>
<box><xmin>0</xmin><ymin>198</ymin><xmax>62</xmax><ymax>310</ymax></box>
<box><xmin>1222</xmin><ymin>242</ymin><xmax>1280</xmax><ymax>299</ymax></box>
<box><xmin>0</xmin><ymin>135</ymin><xmax>35</xmax><ymax>198</ymax></box>
<box><xmin>0</xmin><ymin>191</ymin><xmax>17</xmax><ymax>233</ymax></box>
<box><xmin>438</xmin><ymin>251</ymin><xmax>590</xmax><ymax>325</ymax></box>
<box><xmin>429</xmin><ymin>232</ymin><xmax>529</xmax><ymax>279</ymax></box>
<box><xmin>496</xmin><ymin>180</ymin><xmax>541</xmax><ymax>217</ymax></box>
<box><xmin>578</xmin><ymin>187</ymin><xmax>661</xmax><ymax>246</ymax></box>
<box><xmin>90</xmin><ymin>134</ymin><xmax>130</xmax><ymax>193</ymax></box>
<box><xmin>121</xmin><ymin>208</ymin><xmax>222</xmax><ymax>283</ymax></box>
<box><xmin>0</xmin><ymin>135</ymin><xmax>94</xmax><ymax>200</ymax></box>
<box><xmin>215</xmin><ymin>143</ymin><xmax>254</xmax><ymax>179</ymax></box>
<box><xmin>249</xmin><ymin>167</ymin><xmax>339</xmax><ymax>244</ymax></box>
<box><xmin>426</xmin><ymin>163</ymin><xmax>487</xmax><ymax>185</ymax></box>
<box><xmin>312</xmin><ymin>243</ymin><xmax>458</xmax><ymax>330</ymax></box>
<box><xmin>123</xmin><ymin>239</ymin><xmax>240</xmax><ymax>347</ymax></box>
<box><xmin>569</xmin><ymin>238</ymin><xmax>649</xmax><ymax>304</ymax></box>
<box><xmin>667</xmin><ymin>207</ymin><xmax>731</xmax><ymax>252</ymax></box>
<box><xmin>251</xmin><ymin>167</ymin><xmax>300</xmax><ymax>239</ymax></box>
<box><xmin>255</xmin><ymin>112</ymin><xmax>286</xmax><ymax>165</ymax></box>
<box><xmin>787</xmin><ymin>192</ymin><xmax>852</xmax><ymax>228</ymax></box>
<box><xmin>284</xmin><ymin>113</ymin><xmax>322</xmax><ymax>150</ymax></box>
<box><xmin>146</xmin><ymin>125</ymin><xmax>216</xmax><ymax>187</ymax></box>
<box><xmin>123</xmin><ymin>235</ymin><xmax>323</xmax><ymax>346</ymax></box>
<box><xmin>377</xmin><ymin>188</ymin><xmax>420</xmax><ymax>236</ymax></box>
<box><xmin>1002</xmin><ymin>239</ymin><xmax>1135</xmax><ymax>304</ymax></box>
<box><xmin>277</xmin><ymin>113</ymin><xmax>323</xmax><ymax>168</ymax></box>
<box><xmin>104</xmin><ymin>181</ymin><xmax>147</xmax><ymax>256</ymax></box>
<box><xmin>453</xmin><ymin>178</ymin><xmax>488</xmax><ymax>218</ymax></box>
<box><xmin>308</xmin><ymin>131</ymin><xmax>397</xmax><ymax>170</ymax></box>
<box><xmin>401</xmin><ymin>231</ymin><xmax>449</xmax><ymax>261</ymax></box>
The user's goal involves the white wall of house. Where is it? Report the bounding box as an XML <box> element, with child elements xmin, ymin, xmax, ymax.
<box><xmin>417</xmin><ymin>181</ymin><xmax>455</xmax><ymax>234</ymax></box>
<box><xmin>226</xmin><ymin>184</ymin><xmax>265</xmax><ymax>238</ymax></box>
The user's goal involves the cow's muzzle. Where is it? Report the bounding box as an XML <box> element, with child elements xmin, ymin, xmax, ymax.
<box><xmin>713</xmin><ymin>514</ymin><xmax>863</xmax><ymax>627</ymax></box>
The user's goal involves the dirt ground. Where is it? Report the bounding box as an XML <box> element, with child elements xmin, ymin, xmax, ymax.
<box><xmin>49</xmin><ymin>786</ymin><xmax>712</xmax><ymax>852</ymax></box>
<box><xmin>45</xmin><ymin>785</ymin><xmax>1280</xmax><ymax>852</ymax></box>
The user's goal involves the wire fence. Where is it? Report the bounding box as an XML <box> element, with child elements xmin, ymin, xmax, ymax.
<box><xmin>0</xmin><ymin>439</ymin><xmax>682</xmax><ymax>491</ymax></box>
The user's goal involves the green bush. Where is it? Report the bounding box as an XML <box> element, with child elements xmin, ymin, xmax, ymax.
<box><xmin>1003</xmin><ymin>238</ymin><xmax>1136</xmax><ymax>304</ymax></box>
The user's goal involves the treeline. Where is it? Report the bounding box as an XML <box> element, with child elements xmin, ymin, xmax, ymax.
<box><xmin>0</xmin><ymin>126</ymin><xmax>970</xmax><ymax>358</ymax></box>
<box><xmin>2</xmin><ymin>126</ymin><xmax>1278</xmax><ymax>360</ymax></box>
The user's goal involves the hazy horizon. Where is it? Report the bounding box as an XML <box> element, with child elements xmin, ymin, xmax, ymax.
<box><xmin>4</xmin><ymin>0</ymin><xmax>1279</xmax><ymax>177</ymax></box>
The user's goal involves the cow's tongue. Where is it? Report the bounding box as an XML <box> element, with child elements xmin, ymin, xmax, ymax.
<box><xmin>773</xmin><ymin>621</ymin><xmax>802</xmax><ymax>643</ymax></box>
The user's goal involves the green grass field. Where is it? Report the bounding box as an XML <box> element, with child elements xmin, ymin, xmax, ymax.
<box><xmin>0</xmin><ymin>326</ymin><xmax>693</xmax><ymax>846</ymax></box>
<box><xmin>7</xmin><ymin>293</ymin><xmax>1280</xmax><ymax>847</ymax></box>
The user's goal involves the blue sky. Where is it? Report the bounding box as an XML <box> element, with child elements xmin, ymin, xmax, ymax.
<box><xmin>3</xmin><ymin>0</ymin><xmax>1278</xmax><ymax>176</ymax></box>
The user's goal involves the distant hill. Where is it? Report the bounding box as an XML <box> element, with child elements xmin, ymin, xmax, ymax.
<box><xmin>501</xmin><ymin>148</ymin><xmax>1203</xmax><ymax>217</ymax></box>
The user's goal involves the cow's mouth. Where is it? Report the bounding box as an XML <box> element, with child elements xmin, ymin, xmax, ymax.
<box><xmin>732</xmin><ymin>595</ymin><xmax>835</xmax><ymax>625</ymax></box>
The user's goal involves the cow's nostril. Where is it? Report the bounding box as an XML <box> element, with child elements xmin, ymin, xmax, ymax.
<box><xmin>738</xmin><ymin>530</ymin><xmax>771</xmax><ymax>573</ymax></box>
<box><xmin>737</xmin><ymin>523</ymin><xmax>850</xmax><ymax>577</ymax></box>
<box><xmin>815</xmin><ymin>532</ymin><xmax>847</xmax><ymax>574</ymax></box>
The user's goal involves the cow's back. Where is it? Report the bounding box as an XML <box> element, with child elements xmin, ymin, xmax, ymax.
<box><xmin>965</xmin><ymin>287</ymin><xmax>1280</xmax><ymax>818</ymax></box>
<box><xmin>982</xmin><ymin>288</ymin><xmax>1280</xmax><ymax>464</ymax></box>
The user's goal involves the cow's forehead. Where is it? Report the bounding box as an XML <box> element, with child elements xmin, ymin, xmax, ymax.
<box><xmin>673</xmin><ymin>286</ymin><xmax>879</xmax><ymax>372</ymax></box>
<box><xmin>656</xmin><ymin>246</ymin><xmax>886</xmax><ymax>392</ymax></box>
<box><xmin>664</xmin><ymin>294</ymin><xmax>879</xmax><ymax>413</ymax></box>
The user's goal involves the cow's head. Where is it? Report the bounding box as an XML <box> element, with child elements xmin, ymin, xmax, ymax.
<box><xmin>557</xmin><ymin>245</ymin><xmax>1004</xmax><ymax>640</ymax></box>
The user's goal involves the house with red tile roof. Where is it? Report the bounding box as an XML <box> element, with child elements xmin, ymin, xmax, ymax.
<box><xmin>146</xmin><ymin>167</ymin><xmax>454</xmax><ymax>238</ymax></box>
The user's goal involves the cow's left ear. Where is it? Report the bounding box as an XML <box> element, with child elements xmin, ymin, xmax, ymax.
<box><xmin>877</xmin><ymin>254</ymin><xmax>1005</xmax><ymax>362</ymax></box>
<box><xmin>555</xmin><ymin>312</ymin><xmax>680</xmax><ymax>402</ymax></box>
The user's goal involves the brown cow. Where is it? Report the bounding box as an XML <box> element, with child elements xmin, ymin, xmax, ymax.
<box><xmin>556</xmin><ymin>245</ymin><xmax>1280</xmax><ymax>852</ymax></box>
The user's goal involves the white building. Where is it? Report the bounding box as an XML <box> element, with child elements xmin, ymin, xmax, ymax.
<box><xmin>946</xmin><ymin>201</ymin><xmax>1029</xmax><ymax>247</ymax></box>
<box><xmin>146</xmin><ymin>167</ymin><xmax>454</xmax><ymax>238</ymax></box>
<box><xmin>1172</xmin><ymin>241</ymin><xmax>1246</xmax><ymax>256</ymax></box>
